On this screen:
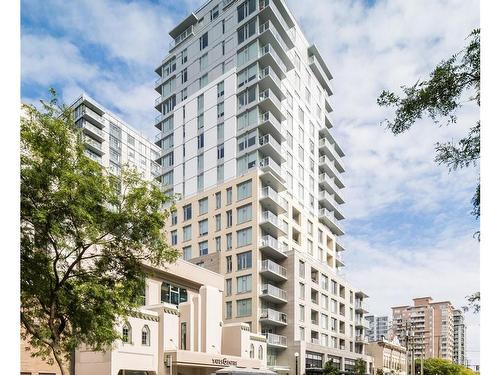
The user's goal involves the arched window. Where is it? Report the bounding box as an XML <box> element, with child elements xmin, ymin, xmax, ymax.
<box><xmin>142</xmin><ymin>325</ymin><xmax>150</xmax><ymax>346</ymax></box>
<box><xmin>258</xmin><ymin>345</ymin><xmax>263</xmax><ymax>360</ymax></box>
<box><xmin>249</xmin><ymin>343</ymin><xmax>254</xmax><ymax>358</ymax></box>
<box><xmin>122</xmin><ymin>323</ymin><xmax>132</xmax><ymax>343</ymax></box>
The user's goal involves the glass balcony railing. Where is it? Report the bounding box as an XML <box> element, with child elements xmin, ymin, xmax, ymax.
<box><xmin>261</xmin><ymin>210</ymin><xmax>287</xmax><ymax>233</ymax></box>
<box><xmin>264</xmin><ymin>332</ymin><xmax>287</xmax><ymax>347</ymax></box>
<box><xmin>261</xmin><ymin>186</ymin><xmax>287</xmax><ymax>210</ymax></box>
<box><xmin>260</xmin><ymin>308</ymin><xmax>287</xmax><ymax>324</ymax></box>
<box><xmin>261</xmin><ymin>259</ymin><xmax>287</xmax><ymax>279</ymax></box>
<box><xmin>169</xmin><ymin>25</ymin><xmax>194</xmax><ymax>51</ymax></box>
<box><xmin>260</xmin><ymin>44</ymin><xmax>287</xmax><ymax>74</ymax></box>
<box><xmin>261</xmin><ymin>284</ymin><xmax>287</xmax><ymax>301</ymax></box>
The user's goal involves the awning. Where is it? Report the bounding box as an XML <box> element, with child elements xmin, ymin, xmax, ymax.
<box><xmin>215</xmin><ymin>366</ymin><xmax>277</xmax><ymax>375</ymax></box>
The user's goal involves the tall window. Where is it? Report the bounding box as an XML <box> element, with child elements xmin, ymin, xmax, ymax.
<box><xmin>237</xmin><ymin>298</ymin><xmax>252</xmax><ymax>317</ymax></box>
<box><xmin>122</xmin><ymin>323</ymin><xmax>131</xmax><ymax>343</ymax></box>
<box><xmin>180</xmin><ymin>322</ymin><xmax>187</xmax><ymax>349</ymax></box>
<box><xmin>141</xmin><ymin>325</ymin><xmax>150</xmax><ymax>346</ymax></box>
<box><xmin>237</xmin><ymin>180</ymin><xmax>252</xmax><ymax>200</ymax></box>
<box><xmin>199</xmin><ymin>32</ymin><xmax>208</xmax><ymax>50</ymax></box>
<box><xmin>237</xmin><ymin>204</ymin><xmax>252</xmax><ymax>224</ymax></box>
<box><xmin>237</xmin><ymin>18</ymin><xmax>257</xmax><ymax>44</ymax></box>
<box><xmin>237</xmin><ymin>227</ymin><xmax>252</xmax><ymax>247</ymax></box>
<box><xmin>258</xmin><ymin>345</ymin><xmax>263</xmax><ymax>360</ymax></box>
<box><xmin>183</xmin><ymin>225</ymin><xmax>192</xmax><ymax>241</ymax></box>
<box><xmin>237</xmin><ymin>251</ymin><xmax>252</xmax><ymax>270</ymax></box>
<box><xmin>226</xmin><ymin>301</ymin><xmax>232</xmax><ymax>319</ymax></box>
<box><xmin>217</xmin><ymin>81</ymin><xmax>225</xmax><ymax>97</ymax></box>
<box><xmin>183</xmin><ymin>204</ymin><xmax>192</xmax><ymax>221</ymax></box>
<box><xmin>199</xmin><ymin>219</ymin><xmax>208</xmax><ymax>236</ymax></box>
<box><xmin>237</xmin><ymin>274</ymin><xmax>252</xmax><ymax>293</ymax></box>
<box><xmin>249</xmin><ymin>344</ymin><xmax>255</xmax><ymax>358</ymax></box>
<box><xmin>199</xmin><ymin>240</ymin><xmax>208</xmax><ymax>255</ymax></box>
<box><xmin>237</xmin><ymin>0</ymin><xmax>256</xmax><ymax>22</ymax></box>
<box><xmin>183</xmin><ymin>246</ymin><xmax>192</xmax><ymax>260</ymax></box>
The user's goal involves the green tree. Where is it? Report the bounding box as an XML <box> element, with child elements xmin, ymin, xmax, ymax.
<box><xmin>377</xmin><ymin>29</ymin><xmax>480</xmax><ymax>220</ymax></box>
<box><xmin>353</xmin><ymin>359</ymin><xmax>367</xmax><ymax>375</ymax></box>
<box><xmin>415</xmin><ymin>358</ymin><xmax>476</xmax><ymax>375</ymax></box>
<box><xmin>20</xmin><ymin>91</ymin><xmax>179</xmax><ymax>375</ymax></box>
<box><xmin>324</xmin><ymin>360</ymin><xmax>340</xmax><ymax>375</ymax></box>
<box><xmin>376</xmin><ymin>369</ymin><xmax>384</xmax><ymax>375</ymax></box>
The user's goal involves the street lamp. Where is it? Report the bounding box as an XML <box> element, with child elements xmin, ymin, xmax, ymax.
<box><xmin>295</xmin><ymin>352</ymin><xmax>300</xmax><ymax>375</ymax></box>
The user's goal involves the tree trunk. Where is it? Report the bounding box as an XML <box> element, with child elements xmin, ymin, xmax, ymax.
<box><xmin>52</xmin><ymin>347</ymin><xmax>69</xmax><ymax>375</ymax></box>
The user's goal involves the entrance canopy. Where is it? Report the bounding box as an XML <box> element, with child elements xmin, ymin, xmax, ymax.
<box><xmin>215</xmin><ymin>366</ymin><xmax>277</xmax><ymax>375</ymax></box>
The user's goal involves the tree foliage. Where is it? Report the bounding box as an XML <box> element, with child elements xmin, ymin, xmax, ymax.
<box><xmin>20</xmin><ymin>90</ymin><xmax>179</xmax><ymax>375</ymax></box>
<box><xmin>353</xmin><ymin>359</ymin><xmax>367</xmax><ymax>375</ymax></box>
<box><xmin>377</xmin><ymin>29</ymin><xmax>480</xmax><ymax>219</ymax></box>
<box><xmin>415</xmin><ymin>358</ymin><xmax>475</xmax><ymax>375</ymax></box>
<box><xmin>323</xmin><ymin>360</ymin><xmax>340</xmax><ymax>375</ymax></box>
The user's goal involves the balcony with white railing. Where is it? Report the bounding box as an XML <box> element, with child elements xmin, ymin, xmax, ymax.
<box><xmin>260</xmin><ymin>308</ymin><xmax>287</xmax><ymax>326</ymax></box>
<box><xmin>260</xmin><ymin>284</ymin><xmax>287</xmax><ymax>303</ymax></box>
<box><xmin>319</xmin><ymin>138</ymin><xmax>336</xmax><ymax>161</ymax></box>
<box><xmin>260</xmin><ymin>259</ymin><xmax>287</xmax><ymax>281</ymax></box>
<box><xmin>260</xmin><ymin>210</ymin><xmax>287</xmax><ymax>237</ymax></box>
<box><xmin>84</xmin><ymin>136</ymin><xmax>104</xmax><ymax>155</ymax></box>
<box><xmin>259</xmin><ymin>111</ymin><xmax>283</xmax><ymax>142</ymax></box>
<box><xmin>259</xmin><ymin>235</ymin><xmax>288</xmax><ymax>259</ymax></box>
<box><xmin>81</xmin><ymin>120</ymin><xmax>104</xmax><ymax>142</ymax></box>
<box><xmin>318</xmin><ymin>208</ymin><xmax>345</xmax><ymax>236</ymax></box>
<box><xmin>259</xmin><ymin>88</ymin><xmax>284</xmax><ymax>120</ymax></box>
<box><xmin>259</xmin><ymin>66</ymin><xmax>285</xmax><ymax>100</ymax></box>
<box><xmin>335</xmin><ymin>237</ymin><xmax>346</xmax><ymax>252</ymax></box>
<box><xmin>318</xmin><ymin>190</ymin><xmax>345</xmax><ymax>220</ymax></box>
<box><xmin>169</xmin><ymin>25</ymin><xmax>194</xmax><ymax>52</ymax></box>
<box><xmin>259</xmin><ymin>157</ymin><xmax>286</xmax><ymax>192</ymax></box>
<box><xmin>259</xmin><ymin>44</ymin><xmax>289</xmax><ymax>78</ymax></box>
<box><xmin>260</xmin><ymin>186</ymin><xmax>288</xmax><ymax>214</ymax></box>
<box><xmin>259</xmin><ymin>134</ymin><xmax>284</xmax><ymax>164</ymax></box>
<box><xmin>264</xmin><ymin>332</ymin><xmax>288</xmax><ymax>348</ymax></box>
<box><xmin>308</xmin><ymin>53</ymin><xmax>333</xmax><ymax>96</ymax></box>
<box><xmin>259</xmin><ymin>0</ymin><xmax>294</xmax><ymax>41</ymax></box>
<box><xmin>318</xmin><ymin>156</ymin><xmax>345</xmax><ymax>189</ymax></box>
<box><xmin>259</xmin><ymin>21</ymin><xmax>290</xmax><ymax>59</ymax></box>
<box><xmin>82</xmin><ymin>107</ymin><xmax>104</xmax><ymax>128</ymax></box>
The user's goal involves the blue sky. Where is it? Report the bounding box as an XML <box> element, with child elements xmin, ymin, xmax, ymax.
<box><xmin>21</xmin><ymin>0</ymin><xmax>480</xmax><ymax>365</ymax></box>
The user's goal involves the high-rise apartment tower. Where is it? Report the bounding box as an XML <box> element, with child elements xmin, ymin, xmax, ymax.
<box><xmin>366</xmin><ymin>315</ymin><xmax>389</xmax><ymax>342</ymax></box>
<box><xmin>154</xmin><ymin>0</ymin><xmax>372</xmax><ymax>373</ymax></box>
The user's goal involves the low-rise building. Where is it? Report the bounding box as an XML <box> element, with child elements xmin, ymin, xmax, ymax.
<box><xmin>75</xmin><ymin>259</ymin><xmax>269</xmax><ymax>375</ymax></box>
<box><xmin>366</xmin><ymin>339</ymin><xmax>407</xmax><ymax>375</ymax></box>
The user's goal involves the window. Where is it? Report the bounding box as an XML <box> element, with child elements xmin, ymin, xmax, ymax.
<box><xmin>238</xmin><ymin>86</ymin><xmax>256</xmax><ymax>107</ymax></box>
<box><xmin>299</xmin><ymin>304</ymin><xmax>305</xmax><ymax>321</ymax></box>
<box><xmin>199</xmin><ymin>240</ymin><xmax>208</xmax><ymax>256</ymax></box>
<box><xmin>237</xmin><ymin>107</ymin><xmax>258</xmax><ymax>131</ymax></box>
<box><xmin>181</xmin><ymin>48</ymin><xmax>188</xmax><ymax>64</ymax></box>
<box><xmin>217</xmin><ymin>102</ymin><xmax>225</xmax><ymax>118</ymax></box>
<box><xmin>198</xmin><ymin>133</ymin><xmax>204</xmax><ymax>149</ymax></box>
<box><xmin>222</xmin><ymin>19</ymin><xmax>226</xmax><ymax>34</ymax></box>
<box><xmin>199</xmin><ymin>53</ymin><xmax>208</xmax><ymax>71</ymax></box>
<box><xmin>236</xmin><ymin>152</ymin><xmax>257</xmax><ymax>174</ymax></box>
<box><xmin>237</xmin><ymin>251</ymin><xmax>252</xmax><ymax>270</ymax></box>
<box><xmin>237</xmin><ymin>274</ymin><xmax>252</xmax><ymax>293</ymax></box>
<box><xmin>226</xmin><ymin>301</ymin><xmax>232</xmax><ymax>319</ymax></box>
<box><xmin>210</xmin><ymin>4</ymin><xmax>219</xmax><ymax>20</ymax></box>
<box><xmin>199</xmin><ymin>32</ymin><xmax>208</xmax><ymax>50</ymax></box>
<box><xmin>180</xmin><ymin>322</ymin><xmax>187</xmax><ymax>349</ymax></box>
<box><xmin>141</xmin><ymin>325</ymin><xmax>150</xmax><ymax>346</ymax></box>
<box><xmin>217</xmin><ymin>122</ymin><xmax>224</xmax><ymax>140</ymax></box>
<box><xmin>258</xmin><ymin>345</ymin><xmax>263</xmax><ymax>360</ymax></box>
<box><xmin>226</xmin><ymin>187</ymin><xmax>233</xmax><ymax>205</ymax></box>
<box><xmin>171</xmin><ymin>211</ymin><xmax>178</xmax><ymax>226</ymax></box>
<box><xmin>226</xmin><ymin>255</ymin><xmax>232</xmax><ymax>273</ymax></box>
<box><xmin>180</xmin><ymin>88</ymin><xmax>187</xmax><ymax>101</ymax></box>
<box><xmin>237</xmin><ymin>204</ymin><xmax>252</xmax><ymax>224</ymax></box>
<box><xmin>181</xmin><ymin>68</ymin><xmax>188</xmax><ymax>84</ymax></box>
<box><xmin>199</xmin><ymin>73</ymin><xmax>208</xmax><ymax>89</ymax></box>
<box><xmin>197</xmin><ymin>114</ymin><xmax>204</xmax><ymax>130</ymax></box>
<box><xmin>215</xmin><ymin>236</ymin><xmax>221</xmax><ymax>252</ymax></box>
<box><xmin>237</xmin><ymin>180</ymin><xmax>252</xmax><ymax>200</ymax></box>
<box><xmin>217</xmin><ymin>144</ymin><xmax>225</xmax><ymax>160</ymax></box>
<box><xmin>122</xmin><ymin>323</ymin><xmax>132</xmax><ymax>343</ymax></box>
<box><xmin>171</xmin><ymin>230</ymin><xmax>177</xmax><ymax>245</ymax></box>
<box><xmin>199</xmin><ymin>219</ymin><xmax>208</xmax><ymax>236</ymax></box>
<box><xmin>237</xmin><ymin>131</ymin><xmax>257</xmax><ymax>152</ymax></box>
<box><xmin>237</xmin><ymin>298</ymin><xmax>252</xmax><ymax>317</ymax></box>
<box><xmin>215</xmin><ymin>192</ymin><xmax>222</xmax><ymax>209</ymax></box>
<box><xmin>222</xmin><ymin>40</ymin><xmax>226</xmax><ymax>55</ymax></box>
<box><xmin>199</xmin><ymin>198</ymin><xmax>208</xmax><ymax>215</ymax></box>
<box><xmin>215</xmin><ymin>214</ymin><xmax>222</xmax><ymax>231</ymax></box>
<box><xmin>183</xmin><ymin>246</ymin><xmax>192</xmax><ymax>260</ymax></box>
<box><xmin>226</xmin><ymin>279</ymin><xmax>232</xmax><ymax>296</ymax></box>
<box><xmin>217</xmin><ymin>164</ymin><xmax>224</xmax><ymax>181</ymax></box>
<box><xmin>237</xmin><ymin>227</ymin><xmax>252</xmax><ymax>247</ymax></box>
<box><xmin>183</xmin><ymin>225</ymin><xmax>192</xmax><ymax>241</ymax></box>
<box><xmin>183</xmin><ymin>204</ymin><xmax>192</xmax><ymax>220</ymax></box>
<box><xmin>299</xmin><ymin>260</ymin><xmax>305</xmax><ymax>278</ymax></box>
<box><xmin>197</xmin><ymin>154</ymin><xmax>204</xmax><ymax>172</ymax></box>
<box><xmin>226</xmin><ymin>233</ymin><xmax>233</xmax><ymax>250</ymax></box>
<box><xmin>161</xmin><ymin>282</ymin><xmax>188</xmax><ymax>305</ymax></box>
<box><xmin>237</xmin><ymin>18</ymin><xmax>257</xmax><ymax>44</ymax></box>
<box><xmin>237</xmin><ymin>63</ymin><xmax>257</xmax><ymax>87</ymax></box>
<box><xmin>299</xmin><ymin>283</ymin><xmax>305</xmax><ymax>299</ymax></box>
<box><xmin>249</xmin><ymin>344</ymin><xmax>255</xmax><ymax>358</ymax></box>
<box><xmin>226</xmin><ymin>210</ymin><xmax>233</xmax><ymax>227</ymax></box>
<box><xmin>300</xmin><ymin>326</ymin><xmax>305</xmax><ymax>341</ymax></box>
<box><xmin>237</xmin><ymin>0</ymin><xmax>256</xmax><ymax>22</ymax></box>
<box><xmin>197</xmin><ymin>94</ymin><xmax>204</xmax><ymax>112</ymax></box>
<box><xmin>217</xmin><ymin>81</ymin><xmax>225</xmax><ymax>97</ymax></box>
<box><xmin>237</xmin><ymin>40</ymin><xmax>258</xmax><ymax>67</ymax></box>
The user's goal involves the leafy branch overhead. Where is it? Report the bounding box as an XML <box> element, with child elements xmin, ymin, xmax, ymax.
<box><xmin>20</xmin><ymin>90</ymin><xmax>179</xmax><ymax>375</ymax></box>
<box><xmin>377</xmin><ymin>29</ymin><xmax>480</xmax><ymax>219</ymax></box>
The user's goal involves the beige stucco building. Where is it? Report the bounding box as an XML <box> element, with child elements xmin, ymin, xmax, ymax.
<box><xmin>391</xmin><ymin>297</ymin><xmax>455</xmax><ymax>361</ymax></box>
<box><xmin>75</xmin><ymin>259</ymin><xmax>268</xmax><ymax>375</ymax></box>
<box><xmin>366</xmin><ymin>339</ymin><xmax>407</xmax><ymax>375</ymax></box>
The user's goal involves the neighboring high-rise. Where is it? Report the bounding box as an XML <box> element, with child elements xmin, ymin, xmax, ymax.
<box><xmin>453</xmin><ymin>309</ymin><xmax>467</xmax><ymax>366</ymax></box>
<box><xmin>366</xmin><ymin>315</ymin><xmax>389</xmax><ymax>342</ymax></box>
<box><xmin>70</xmin><ymin>94</ymin><xmax>161</xmax><ymax>181</ymax></box>
<box><xmin>153</xmin><ymin>0</ymin><xmax>373</xmax><ymax>373</ymax></box>
<box><xmin>391</xmin><ymin>297</ymin><xmax>457</xmax><ymax>362</ymax></box>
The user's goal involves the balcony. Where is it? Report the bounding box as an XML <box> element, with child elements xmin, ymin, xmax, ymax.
<box><xmin>318</xmin><ymin>190</ymin><xmax>345</xmax><ymax>220</ymax></box>
<box><xmin>355</xmin><ymin>319</ymin><xmax>370</xmax><ymax>328</ymax></box>
<box><xmin>319</xmin><ymin>127</ymin><xmax>334</xmax><ymax>144</ymax></box>
<box><xmin>259</xmin><ymin>89</ymin><xmax>284</xmax><ymax>121</ymax></box>
<box><xmin>319</xmin><ymin>138</ymin><xmax>336</xmax><ymax>161</ymax></box>
<box><xmin>325</xmin><ymin>113</ymin><xmax>333</xmax><ymax>129</ymax></box>
<box><xmin>169</xmin><ymin>25</ymin><xmax>194</xmax><ymax>52</ymax></box>
<box><xmin>318</xmin><ymin>156</ymin><xmax>345</xmax><ymax>192</ymax></box>
<box><xmin>336</xmin><ymin>254</ymin><xmax>345</xmax><ymax>268</ymax></box>
<box><xmin>355</xmin><ymin>301</ymin><xmax>369</xmax><ymax>314</ymax></box>
<box><xmin>258</xmin><ymin>44</ymin><xmax>289</xmax><ymax>79</ymax></box>
<box><xmin>81</xmin><ymin>107</ymin><xmax>104</xmax><ymax>129</ymax></box>
<box><xmin>259</xmin><ymin>235</ymin><xmax>288</xmax><ymax>260</ymax></box>
<box><xmin>260</xmin><ymin>308</ymin><xmax>287</xmax><ymax>326</ymax></box>
<box><xmin>259</xmin><ymin>66</ymin><xmax>285</xmax><ymax>100</ymax></box>
<box><xmin>336</xmin><ymin>237</ymin><xmax>346</xmax><ymax>252</ymax></box>
<box><xmin>154</xmin><ymin>113</ymin><xmax>169</xmax><ymax>130</ymax></box>
<box><xmin>260</xmin><ymin>259</ymin><xmax>287</xmax><ymax>281</ymax></box>
<box><xmin>355</xmin><ymin>336</ymin><xmax>369</xmax><ymax>344</ymax></box>
<box><xmin>259</xmin><ymin>21</ymin><xmax>291</xmax><ymax>60</ymax></box>
<box><xmin>81</xmin><ymin>120</ymin><xmax>105</xmax><ymax>142</ymax></box>
<box><xmin>308</xmin><ymin>52</ymin><xmax>333</xmax><ymax>96</ymax></box>
<box><xmin>260</xmin><ymin>210</ymin><xmax>287</xmax><ymax>237</ymax></box>
<box><xmin>260</xmin><ymin>284</ymin><xmax>287</xmax><ymax>303</ymax></box>
<box><xmin>259</xmin><ymin>111</ymin><xmax>284</xmax><ymax>142</ymax></box>
<box><xmin>260</xmin><ymin>186</ymin><xmax>287</xmax><ymax>215</ymax></box>
<box><xmin>259</xmin><ymin>134</ymin><xmax>284</xmax><ymax>164</ymax></box>
<box><xmin>264</xmin><ymin>332</ymin><xmax>288</xmax><ymax>348</ymax></box>
<box><xmin>259</xmin><ymin>157</ymin><xmax>286</xmax><ymax>192</ymax></box>
<box><xmin>84</xmin><ymin>136</ymin><xmax>104</xmax><ymax>156</ymax></box>
<box><xmin>318</xmin><ymin>208</ymin><xmax>345</xmax><ymax>236</ymax></box>
<box><xmin>259</xmin><ymin>0</ymin><xmax>294</xmax><ymax>44</ymax></box>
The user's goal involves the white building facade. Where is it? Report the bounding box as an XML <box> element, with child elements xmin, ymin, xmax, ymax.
<box><xmin>366</xmin><ymin>316</ymin><xmax>389</xmax><ymax>342</ymax></box>
<box><xmin>154</xmin><ymin>0</ymin><xmax>372</xmax><ymax>374</ymax></box>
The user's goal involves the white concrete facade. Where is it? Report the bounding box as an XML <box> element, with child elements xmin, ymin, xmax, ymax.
<box><xmin>75</xmin><ymin>260</ymin><xmax>267</xmax><ymax>375</ymax></box>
